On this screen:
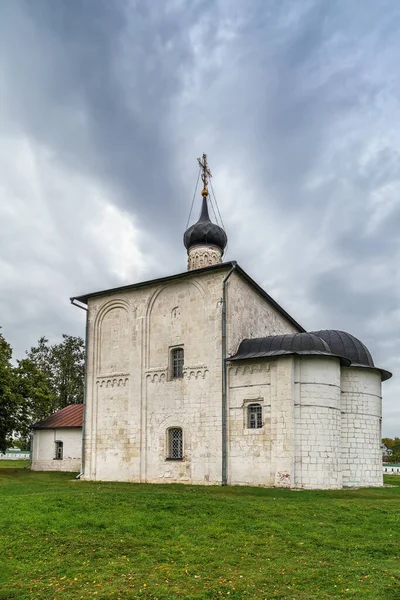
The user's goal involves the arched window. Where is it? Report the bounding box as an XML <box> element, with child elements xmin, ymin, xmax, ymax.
<box><xmin>247</xmin><ymin>404</ymin><xmax>262</xmax><ymax>429</ymax></box>
<box><xmin>167</xmin><ymin>427</ymin><xmax>183</xmax><ymax>459</ymax></box>
<box><xmin>171</xmin><ymin>347</ymin><xmax>184</xmax><ymax>378</ymax></box>
<box><xmin>54</xmin><ymin>440</ymin><xmax>63</xmax><ymax>460</ymax></box>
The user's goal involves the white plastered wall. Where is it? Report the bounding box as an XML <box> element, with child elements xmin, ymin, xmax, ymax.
<box><xmin>227</xmin><ymin>356</ymin><xmax>296</xmax><ymax>488</ymax></box>
<box><xmin>31</xmin><ymin>428</ymin><xmax>82</xmax><ymax>472</ymax></box>
<box><xmin>293</xmin><ymin>356</ymin><xmax>342</xmax><ymax>489</ymax></box>
<box><xmin>83</xmin><ymin>270</ymin><xmax>226</xmax><ymax>483</ymax></box>
<box><xmin>83</xmin><ymin>266</ymin><xmax>298</xmax><ymax>484</ymax></box>
<box><xmin>341</xmin><ymin>367</ymin><xmax>382</xmax><ymax>487</ymax></box>
<box><xmin>226</xmin><ymin>271</ymin><xmax>299</xmax><ymax>357</ymax></box>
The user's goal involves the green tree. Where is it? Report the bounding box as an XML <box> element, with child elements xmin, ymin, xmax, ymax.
<box><xmin>382</xmin><ymin>437</ymin><xmax>400</xmax><ymax>450</ymax></box>
<box><xmin>14</xmin><ymin>358</ymin><xmax>57</xmax><ymax>442</ymax></box>
<box><xmin>0</xmin><ymin>331</ymin><xmax>85</xmax><ymax>450</ymax></box>
<box><xmin>26</xmin><ymin>337</ymin><xmax>55</xmax><ymax>391</ymax></box>
<box><xmin>52</xmin><ymin>334</ymin><xmax>85</xmax><ymax>407</ymax></box>
<box><xmin>382</xmin><ymin>437</ymin><xmax>396</xmax><ymax>449</ymax></box>
<box><xmin>26</xmin><ymin>334</ymin><xmax>84</xmax><ymax>412</ymax></box>
<box><xmin>382</xmin><ymin>437</ymin><xmax>400</xmax><ymax>463</ymax></box>
<box><xmin>0</xmin><ymin>329</ymin><xmax>19</xmax><ymax>452</ymax></box>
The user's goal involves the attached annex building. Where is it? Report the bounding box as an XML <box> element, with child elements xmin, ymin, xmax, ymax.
<box><xmin>71</xmin><ymin>158</ymin><xmax>391</xmax><ymax>489</ymax></box>
<box><xmin>31</xmin><ymin>404</ymin><xmax>83</xmax><ymax>472</ymax></box>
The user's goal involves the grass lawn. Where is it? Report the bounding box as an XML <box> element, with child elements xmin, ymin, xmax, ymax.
<box><xmin>0</xmin><ymin>459</ymin><xmax>30</xmax><ymax>469</ymax></box>
<box><xmin>0</xmin><ymin>468</ymin><xmax>399</xmax><ymax>600</ymax></box>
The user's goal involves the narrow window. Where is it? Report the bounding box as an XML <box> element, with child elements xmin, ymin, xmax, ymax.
<box><xmin>171</xmin><ymin>347</ymin><xmax>184</xmax><ymax>379</ymax></box>
<box><xmin>167</xmin><ymin>428</ymin><xmax>183</xmax><ymax>459</ymax></box>
<box><xmin>247</xmin><ymin>403</ymin><xmax>262</xmax><ymax>429</ymax></box>
<box><xmin>54</xmin><ymin>440</ymin><xmax>63</xmax><ymax>460</ymax></box>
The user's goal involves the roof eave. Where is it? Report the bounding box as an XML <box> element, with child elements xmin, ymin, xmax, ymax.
<box><xmin>70</xmin><ymin>261</ymin><xmax>304</xmax><ymax>333</ymax></box>
<box><xmin>228</xmin><ymin>351</ymin><xmax>351</xmax><ymax>366</ymax></box>
<box><xmin>31</xmin><ymin>425</ymin><xmax>83</xmax><ymax>430</ymax></box>
<box><xmin>70</xmin><ymin>261</ymin><xmax>236</xmax><ymax>305</ymax></box>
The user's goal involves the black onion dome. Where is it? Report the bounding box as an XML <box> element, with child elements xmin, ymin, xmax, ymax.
<box><xmin>229</xmin><ymin>332</ymin><xmax>351</xmax><ymax>365</ymax></box>
<box><xmin>184</xmin><ymin>197</ymin><xmax>227</xmax><ymax>252</ymax></box>
<box><xmin>311</xmin><ymin>330</ymin><xmax>392</xmax><ymax>381</ymax></box>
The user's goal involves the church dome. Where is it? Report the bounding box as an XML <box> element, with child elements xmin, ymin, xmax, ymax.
<box><xmin>229</xmin><ymin>332</ymin><xmax>351</xmax><ymax>365</ymax></box>
<box><xmin>311</xmin><ymin>330</ymin><xmax>392</xmax><ymax>381</ymax></box>
<box><xmin>183</xmin><ymin>196</ymin><xmax>227</xmax><ymax>253</ymax></box>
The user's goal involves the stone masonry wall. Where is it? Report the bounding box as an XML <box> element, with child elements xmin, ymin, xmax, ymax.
<box><xmin>341</xmin><ymin>367</ymin><xmax>382</xmax><ymax>487</ymax></box>
<box><xmin>228</xmin><ymin>362</ymin><xmax>273</xmax><ymax>486</ymax></box>
<box><xmin>226</xmin><ymin>271</ymin><xmax>299</xmax><ymax>357</ymax></box>
<box><xmin>270</xmin><ymin>357</ymin><xmax>296</xmax><ymax>487</ymax></box>
<box><xmin>84</xmin><ymin>269</ymin><xmax>228</xmax><ymax>483</ymax></box>
<box><xmin>293</xmin><ymin>356</ymin><xmax>342</xmax><ymax>489</ymax></box>
<box><xmin>83</xmin><ymin>265</ymin><xmax>298</xmax><ymax>484</ymax></box>
<box><xmin>228</xmin><ymin>356</ymin><xmax>295</xmax><ymax>488</ymax></box>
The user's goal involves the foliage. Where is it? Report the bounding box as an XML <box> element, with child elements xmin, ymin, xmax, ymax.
<box><xmin>0</xmin><ymin>330</ymin><xmax>20</xmax><ymax>452</ymax></box>
<box><xmin>12</xmin><ymin>436</ymin><xmax>31</xmax><ymax>451</ymax></box>
<box><xmin>382</xmin><ymin>438</ymin><xmax>400</xmax><ymax>463</ymax></box>
<box><xmin>382</xmin><ymin>437</ymin><xmax>400</xmax><ymax>450</ymax></box>
<box><xmin>51</xmin><ymin>334</ymin><xmax>85</xmax><ymax>407</ymax></box>
<box><xmin>13</xmin><ymin>358</ymin><xmax>57</xmax><ymax>443</ymax></box>
<box><xmin>0</xmin><ymin>471</ymin><xmax>400</xmax><ymax>600</ymax></box>
<box><xmin>388</xmin><ymin>452</ymin><xmax>400</xmax><ymax>464</ymax></box>
<box><xmin>0</xmin><ymin>329</ymin><xmax>84</xmax><ymax>447</ymax></box>
<box><xmin>26</xmin><ymin>334</ymin><xmax>85</xmax><ymax>410</ymax></box>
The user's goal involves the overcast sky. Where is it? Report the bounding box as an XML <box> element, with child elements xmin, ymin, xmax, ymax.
<box><xmin>0</xmin><ymin>0</ymin><xmax>399</xmax><ymax>435</ymax></box>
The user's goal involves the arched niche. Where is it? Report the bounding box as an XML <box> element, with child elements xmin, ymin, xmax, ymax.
<box><xmin>94</xmin><ymin>299</ymin><xmax>132</xmax><ymax>375</ymax></box>
<box><xmin>145</xmin><ymin>280</ymin><xmax>207</xmax><ymax>369</ymax></box>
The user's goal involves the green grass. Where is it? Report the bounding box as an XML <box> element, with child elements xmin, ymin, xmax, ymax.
<box><xmin>0</xmin><ymin>470</ymin><xmax>399</xmax><ymax>600</ymax></box>
<box><xmin>0</xmin><ymin>459</ymin><xmax>30</xmax><ymax>469</ymax></box>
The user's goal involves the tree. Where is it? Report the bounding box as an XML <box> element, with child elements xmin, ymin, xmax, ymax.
<box><xmin>0</xmin><ymin>330</ymin><xmax>85</xmax><ymax>449</ymax></box>
<box><xmin>26</xmin><ymin>334</ymin><xmax>84</xmax><ymax>411</ymax></box>
<box><xmin>51</xmin><ymin>335</ymin><xmax>85</xmax><ymax>407</ymax></box>
<box><xmin>382</xmin><ymin>437</ymin><xmax>399</xmax><ymax>450</ymax></box>
<box><xmin>14</xmin><ymin>358</ymin><xmax>57</xmax><ymax>442</ymax></box>
<box><xmin>26</xmin><ymin>337</ymin><xmax>55</xmax><ymax>391</ymax></box>
<box><xmin>382</xmin><ymin>437</ymin><xmax>400</xmax><ymax>464</ymax></box>
<box><xmin>0</xmin><ymin>329</ymin><xmax>19</xmax><ymax>452</ymax></box>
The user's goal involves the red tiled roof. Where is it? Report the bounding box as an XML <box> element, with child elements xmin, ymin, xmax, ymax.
<box><xmin>31</xmin><ymin>404</ymin><xmax>83</xmax><ymax>429</ymax></box>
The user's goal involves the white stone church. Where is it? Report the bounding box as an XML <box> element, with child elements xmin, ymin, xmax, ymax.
<box><xmin>71</xmin><ymin>156</ymin><xmax>391</xmax><ymax>489</ymax></box>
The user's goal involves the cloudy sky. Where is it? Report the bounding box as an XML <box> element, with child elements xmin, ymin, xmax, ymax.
<box><xmin>0</xmin><ymin>0</ymin><xmax>399</xmax><ymax>435</ymax></box>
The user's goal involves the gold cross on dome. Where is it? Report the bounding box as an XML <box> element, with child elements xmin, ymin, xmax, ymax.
<box><xmin>197</xmin><ymin>153</ymin><xmax>212</xmax><ymax>197</ymax></box>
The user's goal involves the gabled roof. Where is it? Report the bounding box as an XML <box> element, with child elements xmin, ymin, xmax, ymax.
<box><xmin>31</xmin><ymin>404</ymin><xmax>83</xmax><ymax>430</ymax></box>
<box><xmin>70</xmin><ymin>261</ymin><xmax>304</xmax><ymax>332</ymax></box>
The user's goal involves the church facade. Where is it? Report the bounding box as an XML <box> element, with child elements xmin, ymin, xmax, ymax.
<box><xmin>71</xmin><ymin>156</ymin><xmax>391</xmax><ymax>489</ymax></box>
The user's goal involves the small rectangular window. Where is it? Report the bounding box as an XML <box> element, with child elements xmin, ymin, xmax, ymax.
<box><xmin>168</xmin><ymin>428</ymin><xmax>183</xmax><ymax>459</ymax></box>
<box><xmin>171</xmin><ymin>348</ymin><xmax>184</xmax><ymax>378</ymax></box>
<box><xmin>54</xmin><ymin>440</ymin><xmax>63</xmax><ymax>460</ymax></box>
<box><xmin>247</xmin><ymin>404</ymin><xmax>262</xmax><ymax>429</ymax></box>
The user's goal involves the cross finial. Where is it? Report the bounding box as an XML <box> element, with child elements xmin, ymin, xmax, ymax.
<box><xmin>197</xmin><ymin>153</ymin><xmax>212</xmax><ymax>197</ymax></box>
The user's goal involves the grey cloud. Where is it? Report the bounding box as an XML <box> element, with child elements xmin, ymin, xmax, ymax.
<box><xmin>0</xmin><ymin>0</ymin><xmax>399</xmax><ymax>434</ymax></box>
<box><xmin>0</xmin><ymin>1</ymin><xmax>202</xmax><ymax>239</ymax></box>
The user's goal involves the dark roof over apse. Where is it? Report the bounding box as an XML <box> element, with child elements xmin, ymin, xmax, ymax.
<box><xmin>311</xmin><ymin>330</ymin><xmax>373</xmax><ymax>367</ymax></box>
<box><xmin>31</xmin><ymin>404</ymin><xmax>84</xmax><ymax>429</ymax></box>
<box><xmin>229</xmin><ymin>330</ymin><xmax>392</xmax><ymax>381</ymax></box>
<box><xmin>229</xmin><ymin>332</ymin><xmax>351</xmax><ymax>365</ymax></box>
<box><xmin>183</xmin><ymin>196</ymin><xmax>227</xmax><ymax>253</ymax></box>
<box><xmin>311</xmin><ymin>330</ymin><xmax>392</xmax><ymax>381</ymax></box>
